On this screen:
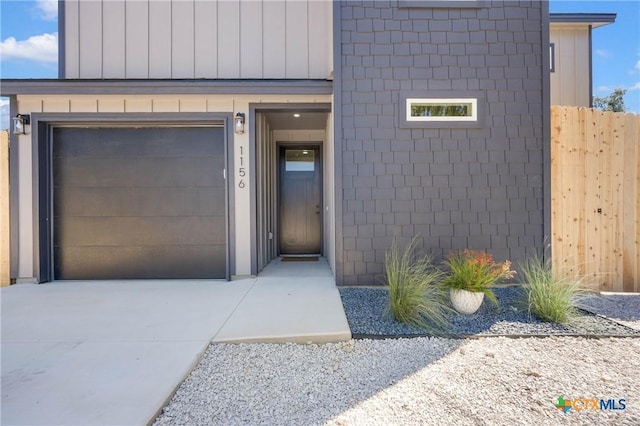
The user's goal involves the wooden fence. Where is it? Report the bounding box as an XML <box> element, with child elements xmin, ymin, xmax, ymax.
<box><xmin>1</xmin><ymin>131</ymin><xmax>9</xmax><ymax>287</ymax></box>
<box><xmin>551</xmin><ymin>106</ymin><xmax>640</xmax><ymax>292</ymax></box>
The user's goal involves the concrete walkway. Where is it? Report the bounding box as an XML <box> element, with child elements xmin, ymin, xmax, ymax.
<box><xmin>1</xmin><ymin>257</ymin><xmax>350</xmax><ymax>426</ymax></box>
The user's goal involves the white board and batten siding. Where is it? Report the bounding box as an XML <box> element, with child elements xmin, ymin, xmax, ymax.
<box><xmin>550</xmin><ymin>25</ymin><xmax>590</xmax><ymax>107</ymax></box>
<box><xmin>63</xmin><ymin>0</ymin><xmax>333</xmax><ymax>80</ymax></box>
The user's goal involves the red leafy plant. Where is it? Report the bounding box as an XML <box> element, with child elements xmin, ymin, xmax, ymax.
<box><xmin>443</xmin><ymin>249</ymin><xmax>516</xmax><ymax>306</ymax></box>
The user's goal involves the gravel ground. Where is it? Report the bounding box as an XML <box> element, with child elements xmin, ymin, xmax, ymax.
<box><xmin>578</xmin><ymin>293</ymin><xmax>640</xmax><ymax>331</ymax></box>
<box><xmin>154</xmin><ymin>289</ymin><xmax>640</xmax><ymax>425</ymax></box>
<box><xmin>154</xmin><ymin>337</ymin><xmax>640</xmax><ymax>425</ymax></box>
<box><xmin>340</xmin><ymin>287</ymin><xmax>640</xmax><ymax>337</ymax></box>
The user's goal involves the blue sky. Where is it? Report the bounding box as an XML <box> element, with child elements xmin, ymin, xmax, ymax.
<box><xmin>0</xmin><ymin>0</ymin><xmax>639</xmax><ymax>129</ymax></box>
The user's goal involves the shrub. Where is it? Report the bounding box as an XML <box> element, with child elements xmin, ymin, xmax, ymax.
<box><xmin>384</xmin><ymin>238</ymin><xmax>451</xmax><ymax>331</ymax></box>
<box><xmin>442</xmin><ymin>249</ymin><xmax>516</xmax><ymax>306</ymax></box>
<box><xmin>519</xmin><ymin>255</ymin><xmax>584</xmax><ymax>324</ymax></box>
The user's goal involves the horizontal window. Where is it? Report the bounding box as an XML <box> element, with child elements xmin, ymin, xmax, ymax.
<box><xmin>285</xmin><ymin>149</ymin><xmax>314</xmax><ymax>172</ymax></box>
<box><xmin>406</xmin><ymin>98</ymin><xmax>478</xmax><ymax>122</ymax></box>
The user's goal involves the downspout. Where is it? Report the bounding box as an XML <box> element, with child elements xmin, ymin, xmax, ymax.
<box><xmin>541</xmin><ymin>1</ymin><xmax>552</xmax><ymax>258</ymax></box>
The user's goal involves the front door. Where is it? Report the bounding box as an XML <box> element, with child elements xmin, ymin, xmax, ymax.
<box><xmin>279</xmin><ymin>146</ymin><xmax>322</xmax><ymax>254</ymax></box>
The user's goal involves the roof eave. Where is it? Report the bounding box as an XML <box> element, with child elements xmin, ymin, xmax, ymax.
<box><xmin>550</xmin><ymin>13</ymin><xmax>616</xmax><ymax>29</ymax></box>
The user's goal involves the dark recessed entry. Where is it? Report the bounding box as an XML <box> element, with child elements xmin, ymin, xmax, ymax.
<box><xmin>52</xmin><ymin>127</ymin><xmax>226</xmax><ymax>280</ymax></box>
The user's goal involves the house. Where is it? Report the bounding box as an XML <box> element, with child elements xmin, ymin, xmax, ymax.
<box><xmin>549</xmin><ymin>13</ymin><xmax>616</xmax><ymax>107</ymax></box>
<box><xmin>1</xmin><ymin>0</ymin><xmax>550</xmax><ymax>286</ymax></box>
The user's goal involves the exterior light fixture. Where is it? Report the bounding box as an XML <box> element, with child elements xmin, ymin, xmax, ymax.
<box><xmin>234</xmin><ymin>113</ymin><xmax>245</xmax><ymax>134</ymax></box>
<box><xmin>13</xmin><ymin>114</ymin><xmax>30</xmax><ymax>135</ymax></box>
<box><xmin>293</xmin><ymin>113</ymin><xmax>301</xmax><ymax>118</ymax></box>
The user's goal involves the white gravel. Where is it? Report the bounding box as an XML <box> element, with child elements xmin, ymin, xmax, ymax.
<box><xmin>154</xmin><ymin>336</ymin><xmax>640</xmax><ymax>425</ymax></box>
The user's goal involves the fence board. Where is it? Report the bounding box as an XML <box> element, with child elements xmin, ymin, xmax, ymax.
<box><xmin>1</xmin><ymin>131</ymin><xmax>9</xmax><ymax>286</ymax></box>
<box><xmin>550</xmin><ymin>106</ymin><xmax>563</xmax><ymax>275</ymax></box>
<box><xmin>551</xmin><ymin>106</ymin><xmax>640</xmax><ymax>292</ymax></box>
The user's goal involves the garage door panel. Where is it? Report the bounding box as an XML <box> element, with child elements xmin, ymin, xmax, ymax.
<box><xmin>54</xmin><ymin>156</ymin><xmax>225</xmax><ymax>188</ymax></box>
<box><xmin>54</xmin><ymin>186</ymin><xmax>226</xmax><ymax>217</ymax></box>
<box><xmin>53</xmin><ymin>126</ymin><xmax>227</xmax><ymax>280</ymax></box>
<box><xmin>54</xmin><ymin>127</ymin><xmax>225</xmax><ymax>158</ymax></box>
<box><xmin>54</xmin><ymin>245</ymin><xmax>227</xmax><ymax>280</ymax></box>
<box><xmin>54</xmin><ymin>216</ymin><xmax>226</xmax><ymax>246</ymax></box>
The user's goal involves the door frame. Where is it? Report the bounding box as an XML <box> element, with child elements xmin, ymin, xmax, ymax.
<box><xmin>30</xmin><ymin>112</ymin><xmax>234</xmax><ymax>282</ymax></box>
<box><xmin>276</xmin><ymin>143</ymin><xmax>323</xmax><ymax>256</ymax></box>
<box><xmin>249</xmin><ymin>103</ymin><xmax>332</xmax><ymax>274</ymax></box>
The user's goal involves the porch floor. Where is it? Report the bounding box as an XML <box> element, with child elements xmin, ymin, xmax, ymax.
<box><xmin>213</xmin><ymin>256</ymin><xmax>351</xmax><ymax>343</ymax></box>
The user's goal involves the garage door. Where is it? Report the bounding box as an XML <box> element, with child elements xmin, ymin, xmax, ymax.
<box><xmin>52</xmin><ymin>127</ymin><xmax>226</xmax><ymax>280</ymax></box>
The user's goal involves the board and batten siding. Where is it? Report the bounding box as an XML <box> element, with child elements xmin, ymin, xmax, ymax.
<box><xmin>63</xmin><ymin>0</ymin><xmax>332</xmax><ymax>80</ymax></box>
<box><xmin>550</xmin><ymin>25</ymin><xmax>590</xmax><ymax>107</ymax></box>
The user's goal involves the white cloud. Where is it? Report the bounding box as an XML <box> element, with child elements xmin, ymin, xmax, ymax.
<box><xmin>629</xmin><ymin>82</ymin><xmax>640</xmax><ymax>91</ymax></box>
<box><xmin>595</xmin><ymin>49</ymin><xmax>610</xmax><ymax>59</ymax></box>
<box><xmin>596</xmin><ymin>85</ymin><xmax>613</xmax><ymax>93</ymax></box>
<box><xmin>635</xmin><ymin>60</ymin><xmax>640</xmax><ymax>72</ymax></box>
<box><xmin>0</xmin><ymin>32</ymin><xmax>58</xmax><ymax>64</ymax></box>
<box><xmin>35</xmin><ymin>0</ymin><xmax>58</xmax><ymax>21</ymax></box>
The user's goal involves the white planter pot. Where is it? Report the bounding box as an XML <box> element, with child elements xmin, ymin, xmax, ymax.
<box><xmin>450</xmin><ymin>288</ymin><xmax>485</xmax><ymax>315</ymax></box>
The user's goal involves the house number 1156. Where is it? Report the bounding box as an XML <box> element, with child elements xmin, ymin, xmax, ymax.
<box><xmin>238</xmin><ymin>146</ymin><xmax>246</xmax><ymax>189</ymax></box>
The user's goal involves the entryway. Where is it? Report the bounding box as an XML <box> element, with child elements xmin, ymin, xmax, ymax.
<box><xmin>253</xmin><ymin>104</ymin><xmax>334</xmax><ymax>275</ymax></box>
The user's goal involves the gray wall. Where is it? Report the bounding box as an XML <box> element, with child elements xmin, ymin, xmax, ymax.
<box><xmin>337</xmin><ymin>0</ymin><xmax>547</xmax><ymax>285</ymax></box>
<box><xmin>62</xmin><ymin>0</ymin><xmax>332</xmax><ymax>79</ymax></box>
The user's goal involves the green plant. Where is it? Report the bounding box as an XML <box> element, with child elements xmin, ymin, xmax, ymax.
<box><xmin>519</xmin><ymin>255</ymin><xmax>584</xmax><ymax>324</ymax></box>
<box><xmin>384</xmin><ymin>238</ymin><xmax>451</xmax><ymax>331</ymax></box>
<box><xmin>443</xmin><ymin>249</ymin><xmax>516</xmax><ymax>306</ymax></box>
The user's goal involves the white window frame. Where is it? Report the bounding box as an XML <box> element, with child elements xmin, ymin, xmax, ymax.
<box><xmin>406</xmin><ymin>98</ymin><xmax>478</xmax><ymax>122</ymax></box>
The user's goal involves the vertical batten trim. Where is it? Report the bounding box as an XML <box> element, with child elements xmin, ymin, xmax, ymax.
<box><xmin>284</xmin><ymin>0</ymin><xmax>287</xmax><ymax>78</ymax></box>
<box><xmin>238</xmin><ymin>0</ymin><xmax>242</xmax><ymax>76</ymax></box>
<box><xmin>100</xmin><ymin>0</ymin><xmax>104</xmax><ymax>79</ymax></box>
<box><xmin>193</xmin><ymin>0</ymin><xmax>196</xmax><ymax>78</ymax></box>
<box><xmin>170</xmin><ymin>0</ymin><xmax>173</xmax><ymax>78</ymax></box>
<box><xmin>307</xmin><ymin>0</ymin><xmax>310</xmax><ymax>79</ymax></box>
<box><xmin>215</xmin><ymin>0</ymin><xmax>219</xmax><ymax>78</ymax></box>
<box><xmin>261</xmin><ymin>0</ymin><xmax>264</xmax><ymax>79</ymax></box>
<box><xmin>147</xmin><ymin>0</ymin><xmax>151</xmax><ymax>78</ymax></box>
<box><xmin>123</xmin><ymin>0</ymin><xmax>127</xmax><ymax>78</ymax></box>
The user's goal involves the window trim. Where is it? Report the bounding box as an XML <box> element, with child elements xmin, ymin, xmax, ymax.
<box><xmin>406</xmin><ymin>98</ymin><xmax>478</xmax><ymax>122</ymax></box>
<box><xmin>398</xmin><ymin>0</ymin><xmax>488</xmax><ymax>9</ymax></box>
<box><xmin>399</xmin><ymin>91</ymin><xmax>485</xmax><ymax>129</ymax></box>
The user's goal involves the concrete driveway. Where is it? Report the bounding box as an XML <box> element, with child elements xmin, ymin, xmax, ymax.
<box><xmin>1</xmin><ymin>261</ymin><xmax>350</xmax><ymax>425</ymax></box>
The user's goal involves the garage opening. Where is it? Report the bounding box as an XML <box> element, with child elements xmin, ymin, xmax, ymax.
<box><xmin>52</xmin><ymin>126</ymin><xmax>227</xmax><ymax>280</ymax></box>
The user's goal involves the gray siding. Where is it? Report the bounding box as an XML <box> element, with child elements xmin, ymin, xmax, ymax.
<box><xmin>63</xmin><ymin>0</ymin><xmax>332</xmax><ymax>79</ymax></box>
<box><xmin>337</xmin><ymin>1</ymin><xmax>546</xmax><ymax>285</ymax></box>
